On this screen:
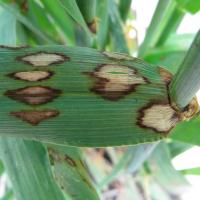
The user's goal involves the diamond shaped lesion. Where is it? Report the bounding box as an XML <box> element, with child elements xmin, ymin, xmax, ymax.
<box><xmin>17</xmin><ymin>51</ymin><xmax>69</xmax><ymax>66</ymax></box>
<box><xmin>5</xmin><ymin>86</ymin><xmax>61</xmax><ymax>105</ymax></box>
<box><xmin>11</xmin><ymin>110</ymin><xmax>59</xmax><ymax>125</ymax></box>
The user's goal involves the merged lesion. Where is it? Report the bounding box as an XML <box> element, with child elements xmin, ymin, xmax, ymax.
<box><xmin>87</xmin><ymin>64</ymin><xmax>149</xmax><ymax>101</ymax></box>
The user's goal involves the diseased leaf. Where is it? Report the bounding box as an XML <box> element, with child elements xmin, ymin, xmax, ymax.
<box><xmin>47</xmin><ymin>145</ymin><xmax>100</xmax><ymax>200</ymax></box>
<box><xmin>0</xmin><ymin>45</ymin><xmax>198</xmax><ymax>147</ymax></box>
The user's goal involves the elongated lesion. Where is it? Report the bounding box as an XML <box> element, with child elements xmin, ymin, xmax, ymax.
<box><xmin>87</xmin><ymin>64</ymin><xmax>149</xmax><ymax>100</ymax></box>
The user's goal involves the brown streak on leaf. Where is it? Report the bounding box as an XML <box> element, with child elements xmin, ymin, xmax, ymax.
<box><xmin>64</xmin><ymin>155</ymin><xmax>77</xmax><ymax>167</ymax></box>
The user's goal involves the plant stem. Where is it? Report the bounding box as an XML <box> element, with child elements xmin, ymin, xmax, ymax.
<box><xmin>169</xmin><ymin>30</ymin><xmax>200</xmax><ymax>108</ymax></box>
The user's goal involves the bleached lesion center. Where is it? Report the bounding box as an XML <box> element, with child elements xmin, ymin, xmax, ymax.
<box><xmin>139</xmin><ymin>104</ymin><xmax>179</xmax><ymax>133</ymax></box>
<box><xmin>94</xmin><ymin>65</ymin><xmax>147</xmax><ymax>92</ymax></box>
<box><xmin>19</xmin><ymin>52</ymin><xmax>68</xmax><ymax>66</ymax></box>
<box><xmin>13</xmin><ymin>71</ymin><xmax>51</xmax><ymax>82</ymax></box>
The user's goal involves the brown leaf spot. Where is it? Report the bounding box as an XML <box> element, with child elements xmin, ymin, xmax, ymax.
<box><xmin>159</xmin><ymin>67</ymin><xmax>173</xmax><ymax>85</ymax></box>
<box><xmin>7</xmin><ymin>71</ymin><xmax>53</xmax><ymax>82</ymax></box>
<box><xmin>137</xmin><ymin>101</ymin><xmax>180</xmax><ymax>134</ymax></box>
<box><xmin>87</xmin><ymin>19</ymin><xmax>97</xmax><ymax>33</ymax></box>
<box><xmin>17</xmin><ymin>51</ymin><xmax>70</xmax><ymax>66</ymax></box>
<box><xmin>5</xmin><ymin>86</ymin><xmax>61</xmax><ymax>105</ymax></box>
<box><xmin>11</xmin><ymin>110</ymin><xmax>59</xmax><ymax>125</ymax></box>
<box><xmin>64</xmin><ymin>155</ymin><xmax>77</xmax><ymax>167</ymax></box>
<box><xmin>87</xmin><ymin>64</ymin><xmax>149</xmax><ymax>100</ymax></box>
<box><xmin>48</xmin><ymin>148</ymin><xmax>61</xmax><ymax>162</ymax></box>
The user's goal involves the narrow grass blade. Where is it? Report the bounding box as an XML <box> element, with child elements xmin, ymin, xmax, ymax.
<box><xmin>181</xmin><ymin>167</ymin><xmax>200</xmax><ymax>175</ymax></box>
<box><xmin>118</xmin><ymin>0</ymin><xmax>132</xmax><ymax>21</ymax></box>
<box><xmin>168</xmin><ymin>141</ymin><xmax>192</xmax><ymax>157</ymax></box>
<box><xmin>96</xmin><ymin>0</ymin><xmax>109</xmax><ymax>50</ymax></box>
<box><xmin>41</xmin><ymin>0</ymin><xmax>75</xmax><ymax>45</ymax></box>
<box><xmin>169</xmin><ymin>30</ymin><xmax>200</xmax><ymax>108</ymax></box>
<box><xmin>138</xmin><ymin>0</ymin><xmax>177</xmax><ymax>57</ymax></box>
<box><xmin>0</xmin><ymin>138</ymin><xmax>66</xmax><ymax>200</ymax></box>
<box><xmin>76</xmin><ymin>0</ymin><xmax>97</xmax><ymax>31</ymax></box>
<box><xmin>26</xmin><ymin>0</ymin><xmax>59</xmax><ymax>43</ymax></box>
<box><xmin>108</xmin><ymin>0</ymin><xmax>129</xmax><ymax>53</ymax></box>
<box><xmin>0</xmin><ymin>2</ymin><xmax>53</xmax><ymax>44</ymax></box>
<box><xmin>175</xmin><ymin>0</ymin><xmax>200</xmax><ymax>14</ymax></box>
<box><xmin>148</xmin><ymin>142</ymin><xmax>188</xmax><ymax>195</ymax></box>
<box><xmin>127</xmin><ymin>143</ymin><xmax>158</xmax><ymax>173</ymax></box>
<box><xmin>98</xmin><ymin>142</ymin><xmax>157</xmax><ymax>188</ymax></box>
<box><xmin>0</xmin><ymin>6</ymin><xmax>16</xmax><ymax>45</ymax></box>
<box><xmin>57</xmin><ymin>0</ymin><xmax>91</xmax><ymax>36</ymax></box>
<box><xmin>156</xmin><ymin>7</ymin><xmax>185</xmax><ymax>46</ymax></box>
<box><xmin>47</xmin><ymin>145</ymin><xmax>100</xmax><ymax>200</ymax></box>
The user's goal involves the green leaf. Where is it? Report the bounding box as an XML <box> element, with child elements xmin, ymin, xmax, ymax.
<box><xmin>47</xmin><ymin>145</ymin><xmax>100</xmax><ymax>200</ymax></box>
<box><xmin>0</xmin><ymin>6</ymin><xmax>16</xmax><ymax>45</ymax></box>
<box><xmin>96</xmin><ymin>0</ymin><xmax>109</xmax><ymax>50</ymax></box>
<box><xmin>76</xmin><ymin>0</ymin><xmax>97</xmax><ymax>24</ymax></box>
<box><xmin>118</xmin><ymin>0</ymin><xmax>132</xmax><ymax>22</ymax></box>
<box><xmin>175</xmin><ymin>0</ymin><xmax>200</xmax><ymax>14</ymax></box>
<box><xmin>0</xmin><ymin>2</ymin><xmax>53</xmax><ymax>44</ymax></box>
<box><xmin>181</xmin><ymin>167</ymin><xmax>200</xmax><ymax>175</ymax></box>
<box><xmin>26</xmin><ymin>0</ymin><xmax>59</xmax><ymax>43</ymax></box>
<box><xmin>41</xmin><ymin>0</ymin><xmax>75</xmax><ymax>45</ymax></box>
<box><xmin>171</xmin><ymin>116</ymin><xmax>200</xmax><ymax>146</ymax></box>
<box><xmin>138</xmin><ymin>0</ymin><xmax>179</xmax><ymax>57</ymax></box>
<box><xmin>0</xmin><ymin>138</ymin><xmax>66</xmax><ymax>200</ymax></box>
<box><xmin>168</xmin><ymin>141</ymin><xmax>192</xmax><ymax>157</ymax></box>
<box><xmin>57</xmin><ymin>0</ymin><xmax>91</xmax><ymax>37</ymax></box>
<box><xmin>0</xmin><ymin>45</ymin><xmax>175</xmax><ymax>147</ymax></box>
<box><xmin>108</xmin><ymin>0</ymin><xmax>129</xmax><ymax>53</ymax></box>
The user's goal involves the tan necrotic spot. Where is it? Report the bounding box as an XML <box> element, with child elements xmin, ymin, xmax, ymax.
<box><xmin>8</xmin><ymin>71</ymin><xmax>53</xmax><ymax>82</ymax></box>
<box><xmin>17</xmin><ymin>51</ymin><xmax>69</xmax><ymax>66</ymax></box>
<box><xmin>89</xmin><ymin>64</ymin><xmax>148</xmax><ymax>100</ymax></box>
<box><xmin>159</xmin><ymin>67</ymin><xmax>173</xmax><ymax>85</ymax></box>
<box><xmin>137</xmin><ymin>102</ymin><xmax>180</xmax><ymax>134</ymax></box>
<box><xmin>11</xmin><ymin>110</ymin><xmax>59</xmax><ymax>125</ymax></box>
<box><xmin>5</xmin><ymin>86</ymin><xmax>61</xmax><ymax>105</ymax></box>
